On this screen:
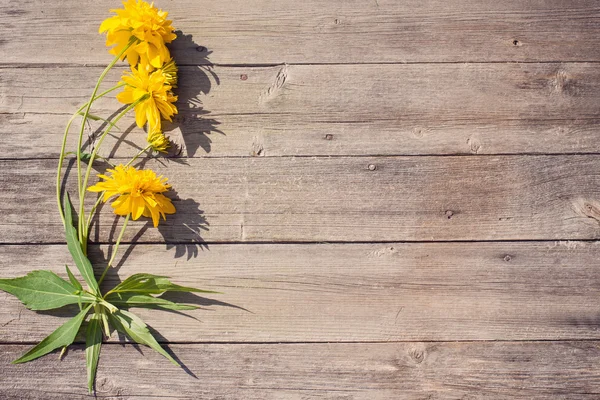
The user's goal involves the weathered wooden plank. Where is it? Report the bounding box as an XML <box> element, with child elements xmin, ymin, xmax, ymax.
<box><xmin>1</xmin><ymin>341</ymin><xmax>600</xmax><ymax>399</ymax></box>
<box><xmin>2</xmin><ymin>63</ymin><xmax>600</xmax><ymax>158</ymax></box>
<box><xmin>2</xmin><ymin>156</ymin><xmax>600</xmax><ymax>243</ymax></box>
<box><xmin>2</xmin><ymin>0</ymin><xmax>600</xmax><ymax>65</ymax></box>
<box><xmin>1</xmin><ymin>241</ymin><xmax>599</xmax><ymax>342</ymax></box>
<box><xmin>3</xmin><ymin>112</ymin><xmax>600</xmax><ymax>159</ymax></box>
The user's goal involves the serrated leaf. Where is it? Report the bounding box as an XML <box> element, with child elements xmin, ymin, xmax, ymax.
<box><xmin>13</xmin><ymin>304</ymin><xmax>93</xmax><ymax>364</ymax></box>
<box><xmin>108</xmin><ymin>309</ymin><xmax>179</xmax><ymax>367</ymax></box>
<box><xmin>86</xmin><ymin>311</ymin><xmax>103</xmax><ymax>393</ymax></box>
<box><xmin>65</xmin><ymin>265</ymin><xmax>83</xmax><ymax>292</ymax></box>
<box><xmin>104</xmin><ymin>292</ymin><xmax>199</xmax><ymax>311</ymax></box>
<box><xmin>0</xmin><ymin>270</ymin><xmax>95</xmax><ymax>311</ymax></box>
<box><xmin>108</xmin><ymin>273</ymin><xmax>219</xmax><ymax>296</ymax></box>
<box><xmin>63</xmin><ymin>193</ymin><xmax>100</xmax><ymax>294</ymax></box>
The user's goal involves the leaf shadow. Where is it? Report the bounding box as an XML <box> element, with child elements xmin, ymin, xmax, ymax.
<box><xmin>161</xmin><ymin>292</ymin><xmax>253</xmax><ymax>314</ymax></box>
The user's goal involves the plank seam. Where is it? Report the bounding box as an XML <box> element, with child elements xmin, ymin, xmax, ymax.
<box><xmin>1</xmin><ymin>239</ymin><xmax>599</xmax><ymax>246</ymax></box>
<box><xmin>4</xmin><ymin>152</ymin><xmax>600</xmax><ymax>162</ymax></box>
<box><xmin>3</xmin><ymin>61</ymin><xmax>600</xmax><ymax>69</ymax></box>
<box><xmin>2</xmin><ymin>338</ymin><xmax>600</xmax><ymax>345</ymax></box>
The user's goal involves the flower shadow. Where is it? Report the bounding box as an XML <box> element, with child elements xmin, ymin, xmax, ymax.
<box><xmin>157</xmin><ymin>191</ymin><xmax>210</xmax><ymax>260</ymax></box>
<box><xmin>164</xmin><ymin>31</ymin><xmax>224</xmax><ymax>157</ymax></box>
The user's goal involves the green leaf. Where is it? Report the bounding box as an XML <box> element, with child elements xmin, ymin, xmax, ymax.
<box><xmin>104</xmin><ymin>292</ymin><xmax>199</xmax><ymax>311</ymax></box>
<box><xmin>85</xmin><ymin>311</ymin><xmax>103</xmax><ymax>393</ymax></box>
<box><xmin>13</xmin><ymin>304</ymin><xmax>93</xmax><ymax>364</ymax></box>
<box><xmin>108</xmin><ymin>309</ymin><xmax>179</xmax><ymax>367</ymax></box>
<box><xmin>63</xmin><ymin>193</ymin><xmax>100</xmax><ymax>294</ymax></box>
<box><xmin>65</xmin><ymin>265</ymin><xmax>83</xmax><ymax>292</ymax></box>
<box><xmin>64</xmin><ymin>151</ymin><xmax>114</xmax><ymax>167</ymax></box>
<box><xmin>0</xmin><ymin>270</ymin><xmax>95</xmax><ymax>311</ymax></box>
<box><xmin>108</xmin><ymin>273</ymin><xmax>219</xmax><ymax>296</ymax></box>
<box><xmin>77</xmin><ymin>112</ymin><xmax>121</xmax><ymax>131</ymax></box>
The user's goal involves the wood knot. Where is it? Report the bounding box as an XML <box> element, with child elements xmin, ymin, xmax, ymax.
<box><xmin>260</xmin><ymin>65</ymin><xmax>288</xmax><ymax>103</ymax></box>
<box><xmin>572</xmin><ymin>198</ymin><xmax>600</xmax><ymax>224</ymax></box>
<box><xmin>409</xmin><ymin>346</ymin><xmax>426</xmax><ymax>364</ymax></box>
<box><xmin>551</xmin><ymin>69</ymin><xmax>577</xmax><ymax>96</ymax></box>
<box><xmin>251</xmin><ymin>137</ymin><xmax>265</xmax><ymax>157</ymax></box>
<box><xmin>412</xmin><ymin>127</ymin><xmax>427</xmax><ymax>138</ymax></box>
<box><xmin>466</xmin><ymin>137</ymin><xmax>482</xmax><ymax>154</ymax></box>
<box><xmin>370</xmin><ymin>246</ymin><xmax>398</xmax><ymax>257</ymax></box>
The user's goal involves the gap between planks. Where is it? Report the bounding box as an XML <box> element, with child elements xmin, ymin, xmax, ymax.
<box><xmin>3</xmin><ymin>61</ymin><xmax>600</xmax><ymax>69</ymax></box>
<box><xmin>2</xmin><ymin>339</ymin><xmax>600</xmax><ymax>346</ymax></box>
<box><xmin>5</xmin><ymin>152</ymin><xmax>600</xmax><ymax>162</ymax></box>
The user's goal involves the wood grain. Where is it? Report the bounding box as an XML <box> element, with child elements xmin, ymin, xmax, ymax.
<box><xmin>2</xmin><ymin>156</ymin><xmax>600</xmax><ymax>243</ymax></box>
<box><xmin>1</xmin><ymin>241</ymin><xmax>599</xmax><ymax>343</ymax></box>
<box><xmin>2</xmin><ymin>63</ymin><xmax>600</xmax><ymax>158</ymax></box>
<box><xmin>1</xmin><ymin>0</ymin><xmax>600</xmax><ymax>65</ymax></box>
<box><xmin>2</xmin><ymin>341</ymin><xmax>600</xmax><ymax>399</ymax></box>
<box><xmin>1</xmin><ymin>0</ymin><xmax>598</xmax><ymax>398</ymax></box>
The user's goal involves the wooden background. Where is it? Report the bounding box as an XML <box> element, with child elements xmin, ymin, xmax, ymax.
<box><xmin>1</xmin><ymin>0</ymin><xmax>600</xmax><ymax>398</ymax></box>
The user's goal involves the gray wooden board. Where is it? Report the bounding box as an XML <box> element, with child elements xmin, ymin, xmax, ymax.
<box><xmin>2</xmin><ymin>0</ymin><xmax>600</xmax><ymax>64</ymax></box>
<box><xmin>1</xmin><ymin>64</ymin><xmax>600</xmax><ymax>158</ymax></box>
<box><xmin>2</xmin><ymin>156</ymin><xmax>600</xmax><ymax>243</ymax></box>
<box><xmin>0</xmin><ymin>241</ymin><xmax>599</xmax><ymax>343</ymax></box>
<box><xmin>1</xmin><ymin>0</ymin><xmax>599</xmax><ymax>397</ymax></box>
<box><xmin>1</xmin><ymin>341</ymin><xmax>600</xmax><ymax>399</ymax></box>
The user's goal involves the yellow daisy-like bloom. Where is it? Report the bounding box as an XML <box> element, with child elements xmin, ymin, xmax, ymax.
<box><xmin>159</xmin><ymin>58</ymin><xmax>178</xmax><ymax>87</ymax></box>
<box><xmin>88</xmin><ymin>165</ymin><xmax>176</xmax><ymax>227</ymax></box>
<box><xmin>141</xmin><ymin>58</ymin><xmax>178</xmax><ymax>87</ymax></box>
<box><xmin>99</xmin><ymin>0</ymin><xmax>177</xmax><ymax>68</ymax></box>
<box><xmin>147</xmin><ymin>126</ymin><xmax>170</xmax><ymax>153</ymax></box>
<box><xmin>117</xmin><ymin>62</ymin><xmax>178</xmax><ymax>129</ymax></box>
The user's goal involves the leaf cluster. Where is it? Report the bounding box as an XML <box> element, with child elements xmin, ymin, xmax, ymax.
<box><xmin>0</xmin><ymin>195</ymin><xmax>217</xmax><ymax>392</ymax></box>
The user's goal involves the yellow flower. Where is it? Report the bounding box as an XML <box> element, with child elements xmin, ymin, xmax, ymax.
<box><xmin>99</xmin><ymin>0</ymin><xmax>177</xmax><ymax>68</ymax></box>
<box><xmin>147</xmin><ymin>126</ymin><xmax>170</xmax><ymax>153</ymax></box>
<box><xmin>159</xmin><ymin>58</ymin><xmax>178</xmax><ymax>87</ymax></box>
<box><xmin>141</xmin><ymin>58</ymin><xmax>178</xmax><ymax>87</ymax></box>
<box><xmin>117</xmin><ymin>62</ymin><xmax>178</xmax><ymax>129</ymax></box>
<box><xmin>88</xmin><ymin>165</ymin><xmax>176</xmax><ymax>227</ymax></box>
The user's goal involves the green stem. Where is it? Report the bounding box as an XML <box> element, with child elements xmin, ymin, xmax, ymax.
<box><xmin>125</xmin><ymin>144</ymin><xmax>152</xmax><ymax>167</ymax></box>
<box><xmin>95</xmin><ymin>304</ymin><xmax>111</xmax><ymax>338</ymax></box>
<box><xmin>76</xmin><ymin>38</ymin><xmax>135</xmax><ymax>243</ymax></box>
<box><xmin>99</xmin><ymin>299</ymin><xmax>118</xmax><ymax>313</ymax></box>
<box><xmin>85</xmin><ymin>194</ymin><xmax>105</xmax><ymax>233</ymax></box>
<box><xmin>79</xmin><ymin>95</ymin><xmax>147</xmax><ymax>254</ymax></box>
<box><xmin>56</xmin><ymin>84</ymin><xmax>125</xmax><ymax>226</ymax></box>
<box><xmin>98</xmin><ymin>213</ymin><xmax>130</xmax><ymax>287</ymax></box>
